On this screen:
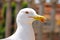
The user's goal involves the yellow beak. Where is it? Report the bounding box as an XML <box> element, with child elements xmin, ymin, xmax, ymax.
<box><xmin>33</xmin><ymin>15</ymin><xmax>47</xmax><ymax>23</ymax></box>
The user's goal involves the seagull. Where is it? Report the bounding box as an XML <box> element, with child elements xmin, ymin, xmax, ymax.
<box><xmin>1</xmin><ymin>8</ymin><xmax>46</xmax><ymax>40</ymax></box>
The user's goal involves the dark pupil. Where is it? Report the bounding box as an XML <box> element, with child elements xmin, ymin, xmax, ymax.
<box><xmin>25</xmin><ymin>11</ymin><xmax>29</xmax><ymax>14</ymax></box>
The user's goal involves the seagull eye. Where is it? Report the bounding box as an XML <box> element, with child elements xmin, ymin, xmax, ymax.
<box><xmin>25</xmin><ymin>11</ymin><xmax>29</xmax><ymax>14</ymax></box>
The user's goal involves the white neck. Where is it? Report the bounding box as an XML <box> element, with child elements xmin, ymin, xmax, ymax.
<box><xmin>9</xmin><ymin>21</ymin><xmax>35</xmax><ymax>40</ymax></box>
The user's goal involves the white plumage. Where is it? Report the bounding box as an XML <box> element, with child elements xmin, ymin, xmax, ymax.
<box><xmin>1</xmin><ymin>8</ymin><xmax>46</xmax><ymax>40</ymax></box>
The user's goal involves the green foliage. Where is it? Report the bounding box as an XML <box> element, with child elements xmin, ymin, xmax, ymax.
<box><xmin>11</xmin><ymin>2</ymin><xmax>16</xmax><ymax>25</ymax></box>
<box><xmin>11</xmin><ymin>2</ymin><xmax>16</xmax><ymax>7</ymax></box>
<box><xmin>0</xmin><ymin>3</ymin><xmax>7</xmax><ymax>39</ymax></box>
<box><xmin>21</xmin><ymin>2</ymin><xmax>28</xmax><ymax>8</ymax></box>
<box><xmin>0</xmin><ymin>1</ymin><xmax>28</xmax><ymax>38</ymax></box>
<box><xmin>0</xmin><ymin>24</ymin><xmax>5</xmax><ymax>39</ymax></box>
<box><xmin>2</xmin><ymin>3</ymin><xmax>7</xmax><ymax>19</ymax></box>
<box><xmin>0</xmin><ymin>2</ymin><xmax>16</xmax><ymax>38</ymax></box>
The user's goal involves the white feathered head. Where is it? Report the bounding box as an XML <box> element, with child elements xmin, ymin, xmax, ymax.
<box><xmin>16</xmin><ymin>8</ymin><xmax>46</xmax><ymax>24</ymax></box>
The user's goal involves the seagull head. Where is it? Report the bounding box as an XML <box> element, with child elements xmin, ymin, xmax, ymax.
<box><xmin>16</xmin><ymin>8</ymin><xmax>46</xmax><ymax>24</ymax></box>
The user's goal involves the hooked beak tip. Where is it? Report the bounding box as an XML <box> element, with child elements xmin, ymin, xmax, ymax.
<box><xmin>33</xmin><ymin>15</ymin><xmax>47</xmax><ymax>23</ymax></box>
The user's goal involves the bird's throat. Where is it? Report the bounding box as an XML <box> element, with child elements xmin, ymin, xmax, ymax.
<box><xmin>12</xmin><ymin>22</ymin><xmax>35</xmax><ymax>40</ymax></box>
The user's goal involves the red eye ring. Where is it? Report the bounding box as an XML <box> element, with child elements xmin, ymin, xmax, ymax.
<box><xmin>25</xmin><ymin>11</ymin><xmax>29</xmax><ymax>14</ymax></box>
